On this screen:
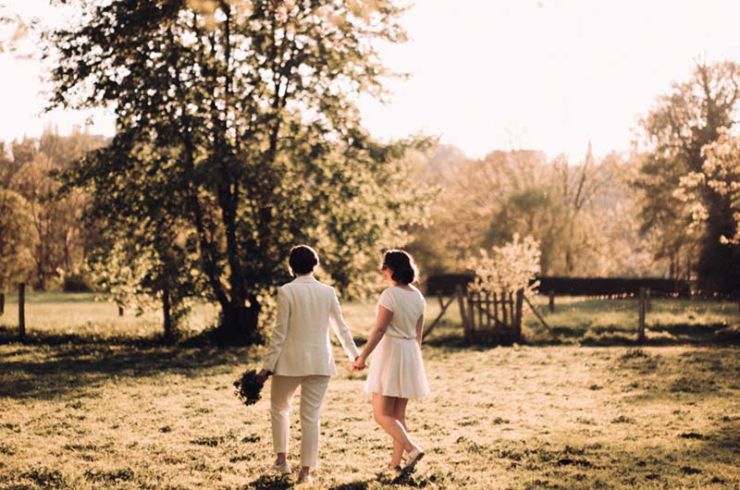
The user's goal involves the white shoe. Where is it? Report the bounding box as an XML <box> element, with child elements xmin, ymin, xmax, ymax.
<box><xmin>296</xmin><ymin>473</ymin><xmax>313</xmax><ymax>485</ymax></box>
<box><xmin>272</xmin><ymin>461</ymin><xmax>291</xmax><ymax>475</ymax></box>
<box><xmin>404</xmin><ymin>447</ymin><xmax>424</xmax><ymax>470</ymax></box>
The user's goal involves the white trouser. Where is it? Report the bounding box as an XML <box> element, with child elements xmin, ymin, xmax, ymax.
<box><xmin>270</xmin><ymin>374</ymin><xmax>330</xmax><ymax>468</ymax></box>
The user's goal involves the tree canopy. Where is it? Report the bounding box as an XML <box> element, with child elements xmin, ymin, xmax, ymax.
<box><xmin>637</xmin><ymin>61</ymin><xmax>740</xmax><ymax>293</ymax></box>
<box><xmin>50</xmin><ymin>0</ymin><xmax>429</xmax><ymax>343</ymax></box>
<box><xmin>0</xmin><ymin>189</ymin><xmax>38</xmax><ymax>291</ymax></box>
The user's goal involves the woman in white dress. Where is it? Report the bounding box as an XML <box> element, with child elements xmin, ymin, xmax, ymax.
<box><xmin>353</xmin><ymin>250</ymin><xmax>429</xmax><ymax>471</ymax></box>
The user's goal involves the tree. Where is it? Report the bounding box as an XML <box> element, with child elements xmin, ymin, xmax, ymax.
<box><xmin>699</xmin><ymin>130</ymin><xmax>740</xmax><ymax>246</ymax></box>
<box><xmin>0</xmin><ymin>3</ymin><xmax>30</xmax><ymax>58</ymax></box>
<box><xmin>422</xmin><ymin>147</ymin><xmax>645</xmax><ymax>277</ymax></box>
<box><xmin>8</xmin><ymin>129</ymin><xmax>105</xmax><ymax>290</ymax></box>
<box><xmin>675</xmin><ymin>128</ymin><xmax>740</xmax><ymax>294</ymax></box>
<box><xmin>638</xmin><ymin>61</ymin><xmax>740</xmax><ymax>293</ymax></box>
<box><xmin>0</xmin><ymin>189</ymin><xmax>38</xmax><ymax>292</ymax></box>
<box><xmin>468</xmin><ymin>234</ymin><xmax>541</xmax><ymax>295</ymax></box>
<box><xmin>51</xmin><ymin>0</ymin><xmax>429</xmax><ymax>344</ymax></box>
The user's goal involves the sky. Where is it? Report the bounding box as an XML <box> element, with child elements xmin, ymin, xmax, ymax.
<box><xmin>2</xmin><ymin>0</ymin><xmax>739</xmax><ymax>161</ymax></box>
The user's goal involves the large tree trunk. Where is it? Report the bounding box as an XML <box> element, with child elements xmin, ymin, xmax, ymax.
<box><xmin>162</xmin><ymin>288</ymin><xmax>175</xmax><ymax>344</ymax></box>
<box><xmin>215</xmin><ymin>299</ymin><xmax>262</xmax><ymax>346</ymax></box>
<box><xmin>698</xmin><ymin>190</ymin><xmax>740</xmax><ymax>295</ymax></box>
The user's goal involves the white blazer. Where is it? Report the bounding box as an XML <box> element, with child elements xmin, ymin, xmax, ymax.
<box><xmin>262</xmin><ymin>274</ymin><xmax>359</xmax><ymax>376</ymax></box>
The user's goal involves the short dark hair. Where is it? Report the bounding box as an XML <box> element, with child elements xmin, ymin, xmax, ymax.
<box><xmin>381</xmin><ymin>249</ymin><xmax>418</xmax><ymax>284</ymax></box>
<box><xmin>289</xmin><ymin>245</ymin><xmax>319</xmax><ymax>275</ymax></box>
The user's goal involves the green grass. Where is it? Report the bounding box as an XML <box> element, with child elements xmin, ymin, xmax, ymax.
<box><xmin>0</xmin><ymin>294</ymin><xmax>738</xmax><ymax>488</ymax></box>
<box><xmin>0</xmin><ymin>340</ymin><xmax>738</xmax><ymax>489</ymax></box>
<box><xmin>520</xmin><ymin>296</ymin><xmax>738</xmax><ymax>345</ymax></box>
<box><xmin>0</xmin><ymin>293</ymin><xmax>219</xmax><ymax>340</ymax></box>
<box><xmin>1</xmin><ymin>293</ymin><xmax>736</xmax><ymax>345</ymax></box>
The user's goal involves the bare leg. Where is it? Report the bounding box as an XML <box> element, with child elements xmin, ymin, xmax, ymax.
<box><xmin>372</xmin><ymin>394</ymin><xmax>416</xmax><ymax>459</ymax></box>
<box><xmin>390</xmin><ymin>397</ymin><xmax>409</xmax><ymax>467</ymax></box>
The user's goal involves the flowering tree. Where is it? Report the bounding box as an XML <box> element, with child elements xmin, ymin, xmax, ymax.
<box><xmin>639</xmin><ymin>61</ymin><xmax>739</xmax><ymax>293</ymax></box>
<box><xmin>467</xmin><ymin>234</ymin><xmax>541</xmax><ymax>294</ymax></box>
<box><xmin>676</xmin><ymin>127</ymin><xmax>740</xmax><ymax>252</ymax></box>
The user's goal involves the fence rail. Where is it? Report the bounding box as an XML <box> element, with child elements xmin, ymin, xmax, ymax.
<box><xmin>425</xmin><ymin>273</ymin><xmax>693</xmax><ymax>298</ymax></box>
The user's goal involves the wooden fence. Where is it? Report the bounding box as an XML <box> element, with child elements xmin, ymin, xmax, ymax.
<box><xmin>425</xmin><ymin>273</ymin><xmax>694</xmax><ymax>298</ymax></box>
<box><xmin>461</xmin><ymin>289</ymin><xmax>524</xmax><ymax>344</ymax></box>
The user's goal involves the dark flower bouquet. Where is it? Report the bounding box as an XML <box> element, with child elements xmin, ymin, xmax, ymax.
<box><xmin>233</xmin><ymin>369</ymin><xmax>266</xmax><ymax>406</ymax></box>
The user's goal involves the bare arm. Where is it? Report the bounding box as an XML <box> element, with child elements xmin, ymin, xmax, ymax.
<box><xmin>353</xmin><ymin>306</ymin><xmax>392</xmax><ymax>369</ymax></box>
<box><xmin>415</xmin><ymin>314</ymin><xmax>425</xmax><ymax>346</ymax></box>
<box><xmin>329</xmin><ymin>290</ymin><xmax>360</xmax><ymax>361</ymax></box>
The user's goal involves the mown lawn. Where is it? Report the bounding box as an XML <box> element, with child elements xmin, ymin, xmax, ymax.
<box><xmin>0</xmin><ymin>294</ymin><xmax>738</xmax><ymax>489</ymax></box>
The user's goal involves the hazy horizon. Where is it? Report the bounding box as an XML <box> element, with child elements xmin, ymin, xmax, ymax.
<box><xmin>2</xmin><ymin>0</ymin><xmax>739</xmax><ymax>161</ymax></box>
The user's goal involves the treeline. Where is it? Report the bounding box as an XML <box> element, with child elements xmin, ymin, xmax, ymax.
<box><xmin>406</xmin><ymin>146</ymin><xmax>652</xmax><ymax>279</ymax></box>
<box><xmin>0</xmin><ymin>129</ymin><xmax>107</xmax><ymax>292</ymax></box>
<box><xmin>406</xmin><ymin>61</ymin><xmax>739</xmax><ymax>296</ymax></box>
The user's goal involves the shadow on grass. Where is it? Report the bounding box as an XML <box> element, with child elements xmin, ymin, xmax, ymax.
<box><xmin>245</xmin><ymin>474</ymin><xmax>293</xmax><ymax>490</ymax></box>
<box><xmin>0</xmin><ymin>326</ymin><xmax>248</xmax><ymax>400</ymax></box>
<box><xmin>579</xmin><ymin>323</ymin><xmax>740</xmax><ymax>347</ymax></box>
<box><xmin>329</xmin><ymin>480</ymin><xmax>370</xmax><ymax>490</ymax></box>
<box><xmin>489</xmin><ymin>424</ymin><xmax>739</xmax><ymax>489</ymax></box>
<box><xmin>425</xmin><ymin>325</ymin><xmax>740</xmax><ymax>351</ymax></box>
<box><xmin>610</xmin><ymin>347</ymin><xmax>738</xmax><ymax>402</ymax></box>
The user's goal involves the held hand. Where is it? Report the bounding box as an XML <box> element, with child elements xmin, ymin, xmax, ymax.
<box><xmin>256</xmin><ymin>369</ymin><xmax>271</xmax><ymax>385</ymax></box>
<box><xmin>352</xmin><ymin>355</ymin><xmax>367</xmax><ymax>371</ymax></box>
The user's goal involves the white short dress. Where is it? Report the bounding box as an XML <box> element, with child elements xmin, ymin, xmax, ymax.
<box><xmin>364</xmin><ymin>286</ymin><xmax>430</xmax><ymax>399</ymax></box>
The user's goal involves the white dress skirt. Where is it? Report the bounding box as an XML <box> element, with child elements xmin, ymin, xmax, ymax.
<box><xmin>364</xmin><ymin>334</ymin><xmax>430</xmax><ymax>399</ymax></box>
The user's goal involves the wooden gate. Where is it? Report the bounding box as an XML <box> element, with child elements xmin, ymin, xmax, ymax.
<box><xmin>461</xmin><ymin>289</ymin><xmax>524</xmax><ymax>344</ymax></box>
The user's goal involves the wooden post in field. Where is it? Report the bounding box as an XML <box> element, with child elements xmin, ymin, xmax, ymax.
<box><xmin>637</xmin><ymin>287</ymin><xmax>646</xmax><ymax>344</ymax></box>
<box><xmin>0</xmin><ymin>292</ymin><xmax>4</xmax><ymax>316</ymax></box>
<box><xmin>646</xmin><ymin>288</ymin><xmax>652</xmax><ymax>312</ymax></box>
<box><xmin>118</xmin><ymin>305</ymin><xmax>124</xmax><ymax>316</ymax></box>
<box><xmin>548</xmin><ymin>290</ymin><xmax>555</xmax><ymax>313</ymax></box>
<box><xmin>455</xmin><ymin>284</ymin><xmax>468</xmax><ymax>338</ymax></box>
<box><xmin>484</xmin><ymin>292</ymin><xmax>492</xmax><ymax>328</ymax></box>
<box><xmin>18</xmin><ymin>283</ymin><xmax>26</xmax><ymax>340</ymax></box>
<box><xmin>514</xmin><ymin>289</ymin><xmax>524</xmax><ymax>342</ymax></box>
<box><xmin>162</xmin><ymin>288</ymin><xmax>173</xmax><ymax>342</ymax></box>
<box><xmin>474</xmin><ymin>292</ymin><xmax>484</xmax><ymax>330</ymax></box>
<box><xmin>501</xmin><ymin>290</ymin><xmax>508</xmax><ymax>329</ymax></box>
<box><xmin>466</xmin><ymin>292</ymin><xmax>474</xmax><ymax>342</ymax></box>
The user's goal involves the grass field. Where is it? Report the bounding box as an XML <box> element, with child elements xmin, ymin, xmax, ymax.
<box><xmin>0</xmin><ymin>294</ymin><xmax>738</xmax><ymax>489</ymax></box>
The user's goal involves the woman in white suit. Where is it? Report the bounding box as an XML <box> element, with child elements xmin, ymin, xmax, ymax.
<box><xmin>257</xmin><ymin>245</ymin><xmax>359</xmax><ymax>484</ymax></box>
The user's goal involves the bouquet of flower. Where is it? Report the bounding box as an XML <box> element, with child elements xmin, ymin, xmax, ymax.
<box><xmin>233</xmin><ymin>369</ymin><xmax>265</xmax><ymax>406</ymax></box>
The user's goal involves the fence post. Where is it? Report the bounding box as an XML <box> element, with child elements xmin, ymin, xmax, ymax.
<box><xmin>501</xmin><ymin>290</ymin><xmax>508</xmax><ymax>329</ymax></box>
<box><xmin>484</xmin><ymin>292</ymin><xmax>492</xmax><ymax>329</ymax></box>
<box><xmin>493</xmin><ymin>292</ymin><xmax>499</xmax><ymax>323</ymax></box>
<box><xmin>476</xmin><ymin>292</ymin><xmax>483</xmax><ymax>333</ymax></box>
<box><xmin>514</xmin><ymin>289</ymin><xmax>524</xmax><ymax>342</ymax></box>
<box><xmin>548</xmin><ymin>290</ymin><xmax>555</xmax><ymax>313</ymax></box>
<box><xmin>18</xmin><ymin>283</ymin><xmax>26</xmax><ymax>340</ymax></box>
<box><xmin>645</xmin><ymin>288</ymin><xmax>651</xmax><ymax>312</ymax></box>
<box><xmin>637</xmin><ymin>287</ymin><xmax>646</xmax><ymax>344</ymax></box>
<box><xmin>455</xmin><ymin>285</ymin><xmax>467</xmax><ymax>331</ymax></box>
<box><xmin>466</xmin><ymin>291</ymin><xmax>474</xmax><ymax>342</ymax></box>
<box><xmin>0</xmin><ymin>292</ymin><xmax>4</xmax><ymax>316</ymax></box>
